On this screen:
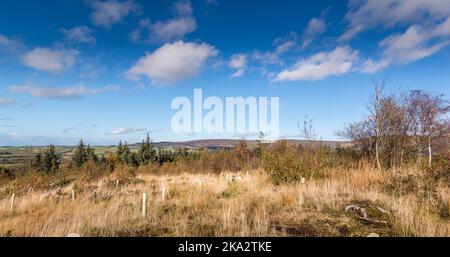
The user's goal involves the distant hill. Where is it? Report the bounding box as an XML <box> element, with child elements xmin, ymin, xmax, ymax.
<box><xmin>142</xmin><ymin>139</ymin><xmax>352</xmax><ymax>151</ymax></box>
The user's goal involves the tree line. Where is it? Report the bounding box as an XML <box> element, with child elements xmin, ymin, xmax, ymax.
<box><xmin>31</xmin><ymin>134</ymin><xmax>193</xmax><ymax>174</ymax></box>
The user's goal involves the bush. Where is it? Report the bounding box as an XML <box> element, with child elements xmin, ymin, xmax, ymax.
<box><xmin>262</xmin><ymin>141</ymin><xmax>307</xmax><ymax>185</ymax></box>
<box><xmin>425</xmin><ymin>154</ymin><xmax>450</xmax><ymax>184</ymax></box>
<box><xmin>111</xmin><ymin>164</ymin><xmax>136</xmax><ymax>180</ymax></box>
<box><xmin>0</xmin><ymin>166</ymin><xmax>13</xmax><ymax>180</ymax></box>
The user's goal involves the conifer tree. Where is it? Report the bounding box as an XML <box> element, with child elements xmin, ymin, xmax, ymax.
<box><xmin>72</xmin><ymin>140</ymin><xmax>98</xmax><ymax>168</ymax></box>
<box><xmin>34</xmin><ymin>145</ymin><xmax>60</xmax><ymax>174</ymax></box>
<box><xmin>138</xmin><ymin>133</ymin><xmax>156</xmax><ymax>165</ymax></box>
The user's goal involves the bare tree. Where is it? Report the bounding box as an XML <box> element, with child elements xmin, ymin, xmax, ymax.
<box><xmin>407</xmin><ymin>90</ymin><xmax>450</xmax><ymax>167</ymax></box>
<box><xmin>337</xmin><ymin>119</ymin><xmax>375</xmax><ymax>157</ymax></box>
<box><xmin>298</xmin><ymin>115</ymin><xmax>317</xmax><ymax>143</ymax></box>
<box><xmin>368</xmin><ymin>79</ymin><xmax>386</xmax><ymax>170</ymax></box>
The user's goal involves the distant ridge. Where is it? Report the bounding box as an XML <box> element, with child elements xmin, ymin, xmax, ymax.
<box><xmin>136</xmin><ymin>139</ymin><xmax>352</xmax><ymax>150</ymax></box>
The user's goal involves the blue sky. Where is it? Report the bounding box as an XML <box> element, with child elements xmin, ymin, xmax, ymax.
<box><xmin>1</xmin><ymin>0</ymin><xmax>450</xmax><ymax>146</ymax></box>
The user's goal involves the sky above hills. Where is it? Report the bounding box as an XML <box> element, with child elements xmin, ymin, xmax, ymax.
<box><xmin>1</xmin><ymin>0</ymin><xmax>450</xmax><ymax>145</ymax></box>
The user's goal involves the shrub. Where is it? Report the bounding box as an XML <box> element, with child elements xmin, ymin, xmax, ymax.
<box><xmin>111</xmin><ymin>164</ymin><xmax>136</xmax><ymax>180</ymax></box>
<box><xmin>0</xmin><ymin>166</ymin><xmax>13</xmax><ymax>180</ymax></box>
<box><xmin>425</xmin><ymin>154</ymin><xmax>450</xmax><ymax>184</ymax></box>
<box><xmin>262</xmin><ymin>141</ymin><xmax>307</xmax><ymax>185</ymax></box>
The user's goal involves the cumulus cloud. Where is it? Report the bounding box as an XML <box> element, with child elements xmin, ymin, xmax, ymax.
<box><xmin>9</xmin><ymin>84</ymin><xmax>118</xmax><ymax>100</ymax></box>
<box><xmin>21</xmin><ymin>47</ymin><xmax>78</xmax><ymax>73</ymax></box>
<box><xmin>0</xmin><ymin>97</ymin><xmax>16</xmax><ymax>107</ymax></box>
<box><xmin>61</xmin><ymin>26</ymin><xmax>96</xmax><ymax>44</ymax></box>
<box><xmin>130</xmin><ymin>1</ymin><xmax>196</xmax><ymax>43</ymax></box>
<box><xmin>229</xmin><ymin>54</ymin><xmax>246</xmax><ymax>78</ymax></box>
<box><xmin>89</xmin><ymin>0</ymin><xmax>140</xmax><ymax>28</ymax></box>
<box><xmin>105</xmin><ymin>127</ymin><xmax>146</xmax><ymax>135</ymax></box>
<box><xmin>127</xmin><ymin>41</ymin><xmax>218</xmax><ymax>84</ymax></box>
<box><xmin>340</xmin><ymin>0</ymin><xmax>450</xmax><ymax>41</ymax></box>
<box><xmin>274</xmin><ymin>46</ymin><xmax>359</xmax><ymax>81</ymax></box>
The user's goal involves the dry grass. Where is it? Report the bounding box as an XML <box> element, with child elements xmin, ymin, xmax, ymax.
<box><xmin>0</xmin><ymin>164</ymin><xmax>448</xmax><ymax>237</ymax></box>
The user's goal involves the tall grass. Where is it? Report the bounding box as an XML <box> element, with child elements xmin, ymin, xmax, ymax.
<box><xmin>0</xmin><ymin>163</ymin><xmax>448</xmax><ymax>236</ymax></box>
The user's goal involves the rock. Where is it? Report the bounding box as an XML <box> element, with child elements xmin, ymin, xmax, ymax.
<box><xmin>344</xmin><ymin>203</ymin><xmax>390</xmax><ymax>225</ymax></box>
<box><xmin>67</xmin><ymin>233</ymin><xmax>81</xmax><ymax>237</ymax></box>
<box><xmin>232</xmin><ymin>175</ymin><xmax>243</xmax><ymax>182</ymax></box>
<box><xmin>367</xmin><ymin>233</ymin><xmax>380</xmax><ymax>237</ymax></box>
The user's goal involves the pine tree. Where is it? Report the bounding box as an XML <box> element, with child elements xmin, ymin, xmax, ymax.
<box><xmin>72</xmin><ymin>140</ymin><xmax>86</xmax><ymax>168</ymax></box>
<box><xmin>138</xmin><ymin>133</ymin><xmax>156</xmax><ymax>165</ymax></box>
<box><xmin>34</xmin><ymin>145</ymin><xmax>60</xmax><ymax>174</ymax></box>
<box><xmin>121</xmin><ymin>142</ymin><xmax>131</xmax><ymax>164</ymax></box>
<box><xmin>72</xmin><ymin>140</ymin><xmax>98</xmax><ymax>168</ymax></box>
<box><xmin>33</xmin><ymin>152</ymin><xmax>42</xmax><ymax>170</ymax></box>
<box><xmin>86</xmin><ymin>144</ymin><xmax>98</xmax><ymax>163</ymax></box>
<box><xmin>116</xmin><ymin>140</ymin><xmax>124</xmax><ymax>160</ymax></box>
<box><xmin>127</xmin><ymin>152</ymin><xmax>140</xmax><ymax>167</ymax></box>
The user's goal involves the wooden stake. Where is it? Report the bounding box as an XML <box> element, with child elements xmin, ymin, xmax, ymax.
<box><xmin>142</xmin><ymin>193</ymin><xmax>147</xmax><ymax>218</ymax></box>
<box><xmin>10</xmin><ymin>193</ymin><xmax>15</xmax><ymax>212</ymax></box>
<box><xmin>162</xmin><ymin>187</ymin><xmax>166</xmax><ymax>201</ymax></box>
<box><xmin>116</xmin><ymin>179</ymin><xmax>119</xmax><ymax>189</ymax></box>
<box><xmin>71</xmin><ymin>190</ymin><xmax>75</xmax><ymax>202</ymax></box>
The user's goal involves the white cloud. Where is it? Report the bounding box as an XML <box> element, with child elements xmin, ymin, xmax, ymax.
<box><xmin>89</xmin><ymin>0</ymin><xmax>140</xmax><ymax>28</ymax></box>
<box><xmin>273</xmin><ymin>31</ymin><xmax>299</xmax><ymax>55</ymax></box>
<box><xmin>0</xmin><ymin>97</ymin><xmax>16</xmax><ymax>107</ymax></box>
<box><xmin>275</xmin><ymin>41</ymin><xmax>296</xmax><ymax>55</ymax></box>
<box><xmin>302</xmin><ymin>16</ymin><xmax>327</xmax><ymax>48</ymax></box>
<box><xmin>274</xmin><ymin>46</ymin><xmax>359</xmax><ymax>81</ymax></box>
<box><xmin>230</xmin><ymin>69</ymin><xmax>244</xmax><ymax>78</ymax></box>
<box><xmin>127</xmin><ymin>41</ymin><xmax>218</xmax><ymax>84</ymax></box>
<box><xmin>229</xmin><ymin>54</ymin><xmax>246</xmax><ymax>69</ymax></box>
<box><xmin>150</xmin><ymin>17</ymin><xmax>197</xmax><ymax>43</ymax></box>
<box><xmin>130</xmin><ymin>1</ymin><xmax>196</xmax><ymax>44</ymax></box>
<box><xmin>172</xmin><ymin>0</ymin><xmax>193</xmax><ymax>16</ymax></box>
<box><xmin>251</xmin><ymin>51</ymin><xmax>281</xmax><ymax>65</ymax></box>
<box><xmin>61</xmin><ymin>26</ymin><xmax>96</xmax><ymax>44</ymax></box>
<box><xmin>9</xmin><ymin>84</ymin><xmax>118</xmax><ymax>100</ymax></box>
<box><xmin>272</xmin><ymin>10</ymin><xmax>327</xmax><ymax>54</ymax></box>
<box><xmin>229</xmin><ymin>54</ymin><xmax>246</xmax><ymax>78</ymax></box>
<box><xmin>106</xmin><ymin>127</ymin><xmax>146</xmax><ymax>135</ymax></box>
<box><xmin>0</xmin><ymin>34</ymin><xmax>25</xmax><ymax>52</ymax></box>
<box><xmin>21</xmin><ymin>47</ymin><xmax>78</xmax><ymax>73</ymax></box>
<box><xmin>362</xmin><ymin>17</ymin><xmax>450</xmax><ymax>73</ymax></box>
<box><xmin>341</xmin><ymin>0</ymin><xmax>450</xmax><ymax>41</ymax></box>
